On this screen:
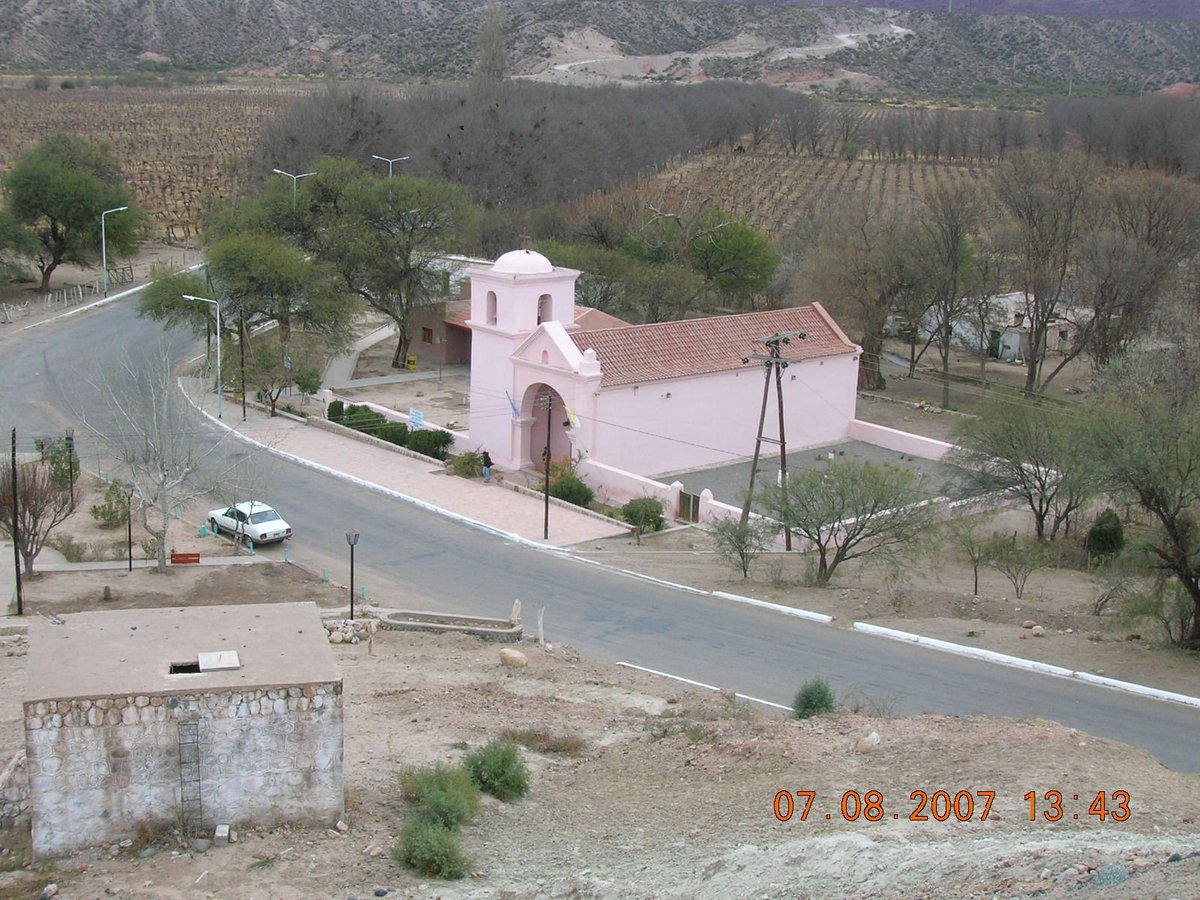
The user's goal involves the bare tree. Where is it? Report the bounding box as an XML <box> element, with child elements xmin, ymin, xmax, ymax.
<box><xmin>80</xmin><ymin>346</ymin><xmax>234</xmax><ymax>573</ymax></box>
<box><xmin>911</xmin><ymin>182</ymin><xmax>983</xmax><ymax>408</ymax></box>
<box><xmin>0</xmin><ymin>459</ymin><xmax>77</xmax><ymax>574</ymax></box>
<box><xmin>992</xmin><ymin>150</ymin><xmax>1093</xmax><ymax>392</ymax></box>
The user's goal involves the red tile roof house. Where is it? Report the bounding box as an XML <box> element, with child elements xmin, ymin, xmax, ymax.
<box><xmin>465</xmin><ymin>250</ymin><xmax>947</xmax><ymax>509</ymax></box>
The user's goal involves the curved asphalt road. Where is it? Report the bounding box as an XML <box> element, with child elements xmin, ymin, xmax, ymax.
<box><xmin>4</xmin><ymin>293</ymin><xmax>1198</xmax><ymax>772</ymax></box>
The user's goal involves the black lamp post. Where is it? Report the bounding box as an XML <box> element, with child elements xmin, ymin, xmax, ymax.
<box><xmin>65</xmin><ymin>428</ymin><xmax>75</xmax><ymax>506</ymax></box>
<box><xmin>124</xmin><ymin>483</ymin><xmax>134</xmax><ymax>572</ymax></box>
<box><xmin>345</xmin><ymin>529</ymin><xmax>360</xmax><ymax>620</ymax></box>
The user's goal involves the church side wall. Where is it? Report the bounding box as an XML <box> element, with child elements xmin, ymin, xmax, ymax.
<box><xmin>588</xmin><ymin>354</ymin><xmax>858</xmax><ymax>477</ymax></box>
<box><xmin>25</xmin><ymin>682</ymin><xmax>343</xmax><ymax>858</ymax></box>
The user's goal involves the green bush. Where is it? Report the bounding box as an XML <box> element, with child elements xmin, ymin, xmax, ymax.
<box><xmin>326</xmin><ymin>399</ymin><xmax>344</xmax><ymax>421</ymax></box>
<box><xmin>407</xmin><ymin>429</ymin><xmax>454</xmax><ymax>460</ymax></box>
<box><xmin>46</xmin><ymin>438</ymin><xmax>78</xmax><ymax>490</ymax></box>
<box><xmin>378</xmin><ymin>422</ymin><xmax>410</xmax><ymax>446</ymax></box>
<box><xmin>1086</xmin><ymin>508</ymin><xmax>1125</xmax><ymax>560</ymax></box>
<box><xmin>450</xmin><ymin>450</ymin><xmax>483</xmax><ymax>478</ymax></box>
<box><xmin>793</xmin><ymin>679</ymin><xmax>837</xmax><ymax>720</ymax></box>
<box><xmin>398</xmin><ymin>763</ymin><xmax>479</xmax><ymax>828</ymax></box>
<box><xmin>549</xmin><ymin>472</ymin><xmax>594</xmax><ymax>508</ymax></box>
<box><xmin>621</xmin><ymin>497</ymin><xmax>665</xmax><ymax>534</ymax></box>
<box><xmin>343</xmin><ymin>404</ymin><xmax>386</xmax><ymax>434</ymax></box>
<box><xmin>49</xmin><ymin>534</ymin><xmax>88</xmax><ymax>562</ymax></box>
<box><xmin>90</xmin><ymin>482</ymin><xmax>129</xmax><ymax>528</ymax></box>
<box><xmin>393</xmin><ymin>818</ymin><xmax>469</xmax><ymax>880</ymax></box>
<box><xmin>464</xmin><ymin>740</ymin><xmax>529</xmax><ymax>802</ymax></box>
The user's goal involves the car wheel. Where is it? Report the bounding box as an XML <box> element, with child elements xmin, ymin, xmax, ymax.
<box><xmin>208</xmin><ymin>518</ymin><xmax>219</xmax><ymax>536</ymax></box>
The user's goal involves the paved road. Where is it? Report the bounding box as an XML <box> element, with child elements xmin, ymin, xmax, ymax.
<box><xmin>3</xmin><ymin>292</ymin><xmax>1198</xmax><ymax>772</ymax></box>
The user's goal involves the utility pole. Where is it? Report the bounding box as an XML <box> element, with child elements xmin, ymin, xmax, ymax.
<box><xmin>739</xmin><ymin>331</ymin><xmax>807</xmax><ymax>550</ymax></box>
<box><xmin>542</xmin><ymin>393</ymin><xmax>553</xmax><ymax>540</ymax></box>
<box><xmin>10</xmin><ymin>428</ymin><xmax>23</xmax><ymax>616</ymax></box>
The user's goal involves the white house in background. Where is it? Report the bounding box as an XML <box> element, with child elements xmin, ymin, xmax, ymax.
<box><xmin>950</xmin><ymin>291</ymin><xmax>1084</xmax><ymax>362</ymax></box>
<box><xmin>467</xmin><ymin>249</ymin><xmax>862</xmax><ymax>478</ymax></box>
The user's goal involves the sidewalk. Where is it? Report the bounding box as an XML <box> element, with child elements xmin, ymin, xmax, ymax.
<box><xmin>192</xmin><ymin>383</ymin><xmax>631</xmax><ymax>549</ymax></box>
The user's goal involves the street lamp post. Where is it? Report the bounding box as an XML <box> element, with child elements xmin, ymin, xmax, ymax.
<box><xmin>65</xmin><ymin>428</ymin><xmax>75</xmax><ymax>506</ymax></box>
<box><xmin>371</xmin><ymin>154</ymin><xmax>410</xmax><ymax>178</ymax></box>
<box><xmin>124</xmin><ymin>483</ymin><xmax>134</xmax><ymax>573</ymax></box>
<box><xmin>345</xmin><ymin>529</ymin><xmax>360</xmax><ymax>620</ymax></box>
<box><xmin>272</xmin><ymin>168</ymin><xmax>314</xmax><ymax>209</ymax></box>
<box><xmin>183</xmin><ymin>295</ymin><xmax>222</xmax><ymax>419</ymax></box>
<box><xmin>101</xmin><ymin>206</ymin><xmax>128</xmax><ymax>297</ymax></box>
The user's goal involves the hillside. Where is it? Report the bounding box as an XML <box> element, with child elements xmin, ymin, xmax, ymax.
<box><xmin>755</xmin><ymin>0</ymin><xmax>1199</xmax><ymax>22</ymax></box>
<box><xmin>0</xmin><ymin>0</ymin><xmax>1196</xmax><ymax>102</ymax></box>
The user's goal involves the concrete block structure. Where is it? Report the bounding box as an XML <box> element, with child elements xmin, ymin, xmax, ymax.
<box><xmin>23</xmin><ymin>602</ymin><xmax>343</xmax><ymax>857</ymax></box>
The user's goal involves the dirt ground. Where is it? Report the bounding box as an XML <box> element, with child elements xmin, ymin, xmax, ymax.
<box><xmin>1</xmin><ymin>578</ymin><xmax>1198</xmax><ymax>900</ymax></box>
<box><xmin>2</xmin><ymin>474</ymin><xmax>1199</xmax><ymax>897</ymax></box>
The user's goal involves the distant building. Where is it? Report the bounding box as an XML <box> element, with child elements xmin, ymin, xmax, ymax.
<box><xmin>23</xmin><ymin>603</ymin><xmax>343</xmax><ymax>857</ymax></box>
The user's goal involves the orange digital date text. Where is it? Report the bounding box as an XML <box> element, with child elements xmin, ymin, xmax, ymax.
<box><xmin>773</xmin><ymin>789</ymin><xmax>996</xmax><ymax>823</ymax></box>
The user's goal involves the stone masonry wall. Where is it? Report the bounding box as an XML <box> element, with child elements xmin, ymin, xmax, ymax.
<box><xmin>0</xmin><ymin>751</ymin><xmax>30</xmax><ymax>829</ymax></box>
<box><xmin>25</xmin><ymin>682</ymin><xmax>343</xmax><ymax>858</ymax></box>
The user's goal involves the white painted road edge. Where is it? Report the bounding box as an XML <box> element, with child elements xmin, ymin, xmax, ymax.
<box><xmin>853</xmin><ymin>622</ymin><xmax>1200</xmax><ymax>709</ymax></box>
<box><xmin>615</xmin><ymin>661</ymin><xmax>792</xmax><ymax>712</ymax></box>
<box><xmin>25</xmin><ymin>262</ymin><xmax>205</xmax><ymax>329</ymax></box>
<box><xmin>712</xmin><ymin>591</ymin><xmax>834</xmax><ymax>624</ymax></box>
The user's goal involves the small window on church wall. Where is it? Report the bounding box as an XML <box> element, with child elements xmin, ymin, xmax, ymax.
<box><xmin>537</xmin><ymin>293</ymin><xmax>551</xmax><ymax>325</ymax></box>
<box><xmin>487</xmin><ymin>291</ymin><xmax>497</xmax><ymax>325</ymax></box>
<box><xmin>421</xmin><ymin>327</ymin><xmax>433</xmax><ymax>343</ymax></box>
<box><xmin>541</xmin><ymin>350</ymin><xmax>550</xmax><ymax>365</ymax></box>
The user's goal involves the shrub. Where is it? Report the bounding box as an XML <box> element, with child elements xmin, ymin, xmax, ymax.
<box><xmin>793</xmin><ymin>679</ymin><xmax>837</xmax><ymax>719</ymax></box>
<box><xmin>407</xmin><ymin>429</ymin><xmax>454</xmax><ymax>460</ymax></box>
<box><xmin>46</xmin><ymin>438</ymin><xmax>78</xmax><ymax>490</ymax></box>
<box><xmin>393</xmin><ymin>819</ymin><xmax>469</xmax><ymax>880</ymax></box>
<box><xmin>326</xmin><ymin>399</ymin><xmax>345</xmax><ymax>421</ymax></box>
<box><xmin>498</xmin><ymin>727</ymin><xmax>586</xmax><ymax>757</ymax></box>
<box><xmin>90</xmin><ymin>482</ymin><xmax>129</xmax><ymax>528</ymax></box>
<box><xmin>398</xmin><ymin>763</ymin><xmax>479</xmax><ymax>828</ymax></box>
<box><xmin>1086</xmin><ymin>508</ymin><xmax>1125</xmax><ymax>560</ymax></box>
<box><xmin>343</xmin><ymin>404</ymin><xmax>386</xmax><ymax>434</ymax></box>
<box><xmin>49</xmin><ymin>534</ymin><xmax>88</xmax><ymax>562</ymax></box>
<box><xmin>549</xmin><ymin>472</ymin><xmax>594</xmax><ymax>508</ymax></box>
<box><xmin>450</xmin><ymin>450</ymin><xmax>483</xmax><ymax>478</ymax></box>
<box><xmin>464</xmin><ymin>740</ymin><xmax>529</xmax><ymax>801</ymax></box>
<box><xmin>711</xmin><ymin>516</ymin><xmax>775</xmax><ymax>579</ymax></box>
<box><xmin>378</xmin><ymin>422</ymin><xmax>410</xmax><ymax>446</ymax></box>
<box><xmin>622</xmin><ymin>497</ymin><xmax>665</xmax><ymax>535</ymax></box>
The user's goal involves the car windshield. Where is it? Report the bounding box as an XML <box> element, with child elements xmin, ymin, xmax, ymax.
<box><xmin>248</xmin><ymin>510</ymin><xmax>281</xmax><ymax>524</ymax></box>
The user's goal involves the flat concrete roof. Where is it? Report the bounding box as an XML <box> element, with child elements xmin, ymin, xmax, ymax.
<box><xmin>26</xmin><ymin>602</ymin><xmax>339</xmax><ymax>703</ymax></box>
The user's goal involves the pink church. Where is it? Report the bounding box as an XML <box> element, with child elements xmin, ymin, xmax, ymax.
<box><xmin>467</xmin><ymin>249</ymin><xmax>862</xmax><ymax>479</ymax></box>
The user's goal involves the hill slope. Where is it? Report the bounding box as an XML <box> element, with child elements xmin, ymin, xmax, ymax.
<box><xmin>0</xmin><ymin>0</ymin><xmax>1196</xmax><ymax>102</ymax></box>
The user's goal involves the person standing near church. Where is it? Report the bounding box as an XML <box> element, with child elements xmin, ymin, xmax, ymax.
<box><xmin>482</xmin><ymin>450</ymin><xmax>493</xmax><ymax>483</ymax></box>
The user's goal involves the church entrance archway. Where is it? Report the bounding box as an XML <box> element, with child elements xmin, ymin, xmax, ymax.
<box><xmin>521</xmin><ymin>383</ymin><xmax>570</xmax><ymax>473</ymax></box>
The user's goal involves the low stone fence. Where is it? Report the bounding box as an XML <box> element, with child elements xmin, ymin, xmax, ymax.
<box><xmin>324</xmin><ymin>611</ymin><xmax>522</xmax><ymax>643</ymax></box>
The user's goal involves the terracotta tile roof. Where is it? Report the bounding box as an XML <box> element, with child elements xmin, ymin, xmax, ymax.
<box><xmin>568</xmin><ymin>304</ymin><xmax>857</xmax><ymax>388</ymax></box>
<box><xmin>574</xmin><ymin>306</ymin><xmax>630</xmax><ymax>330</ymax></box>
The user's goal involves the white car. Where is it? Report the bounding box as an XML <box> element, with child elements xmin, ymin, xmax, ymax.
<box><xmin>207</xmin><ymin>501</ymin><xmax>292</xmax><ymax>546</ymax></box>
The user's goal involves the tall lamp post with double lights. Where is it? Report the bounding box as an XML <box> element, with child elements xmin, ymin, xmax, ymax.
<box><xmin>101</xmin><ymin>206</ymin><xmax>128</xmax><ymax>297</ymax></box>
<box><xmin>272</xmin><ymin>168</ymin><xmax>314</xmax><ymax>209</ymax></box>
<box><xmin>345</xmin><ymin>529</ymin><xmax>360</xmax><ymax>620</ymax></box>
<box><xmin>183</xmin><ymin>295</ymin><xmax>222</xmax><ymax>419</ymax></box>
<box><xmin>371</xmin><ymin>154</ymin><xmax>410</xmax><ymax>178</ymax></box>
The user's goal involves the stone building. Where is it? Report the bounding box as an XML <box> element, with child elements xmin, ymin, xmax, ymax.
<box><xmin>23</xmin><ymin>602</ymin><xmax>343</xmax><ymax>858</ymax></box>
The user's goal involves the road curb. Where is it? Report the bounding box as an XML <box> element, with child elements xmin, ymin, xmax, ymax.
<box><xmin>711</xmin><ymin>591</ymin><xmax>833</xmax><ymax>624</ymax></box>
<box><xmin>853</xmin><ymin>622</ymin><xmax>1200</xmax><ymax>709</ymax></box>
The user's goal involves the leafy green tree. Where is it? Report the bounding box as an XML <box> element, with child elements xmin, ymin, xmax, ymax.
<box><xmin>685</xmin><ymin>214</ymin><xmax>779</xmax><ymax>309</ymax></box>
<box><xmin>760</xmin><ymin>459</ymin><xmax>934</xmax><ymax>585</ymax></box>
<box><xmin>306</xmin><ymin>162</ymin><xmax>475</xmax><ymax>368</ymax></box>
<box><xmin>952</xmin><ymin>398</ymin><xmax>1098</xmax><ymax>542</ymax></box>
<box><xmin>4</xmin><ymin>134</ymin><xmax>142</xmax><ymax>293</ymax></box>
<box><xmin>1088</xmin><ymin>400</ymin><xmax>1200</xmax><ymax>648</ymax></box>
<box><xmin>243</xmin><ymin>332</ymin><xmax>323</xmax><ymax>417</ymax></box>
<box><xmin>710</xmin><ymin>516</ymin><xmax>775</xmax><ymax>579</ymax></box>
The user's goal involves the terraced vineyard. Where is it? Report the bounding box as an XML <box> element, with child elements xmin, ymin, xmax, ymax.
<box><xmin>0</xmin><ymin>88</ymin><xmax>294</xmax><ymax>242</ymax></box>
<box><xmin>653</xmin><ymin>150</ymin><xmax>989</xmax><ymax>239</ymax></box>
